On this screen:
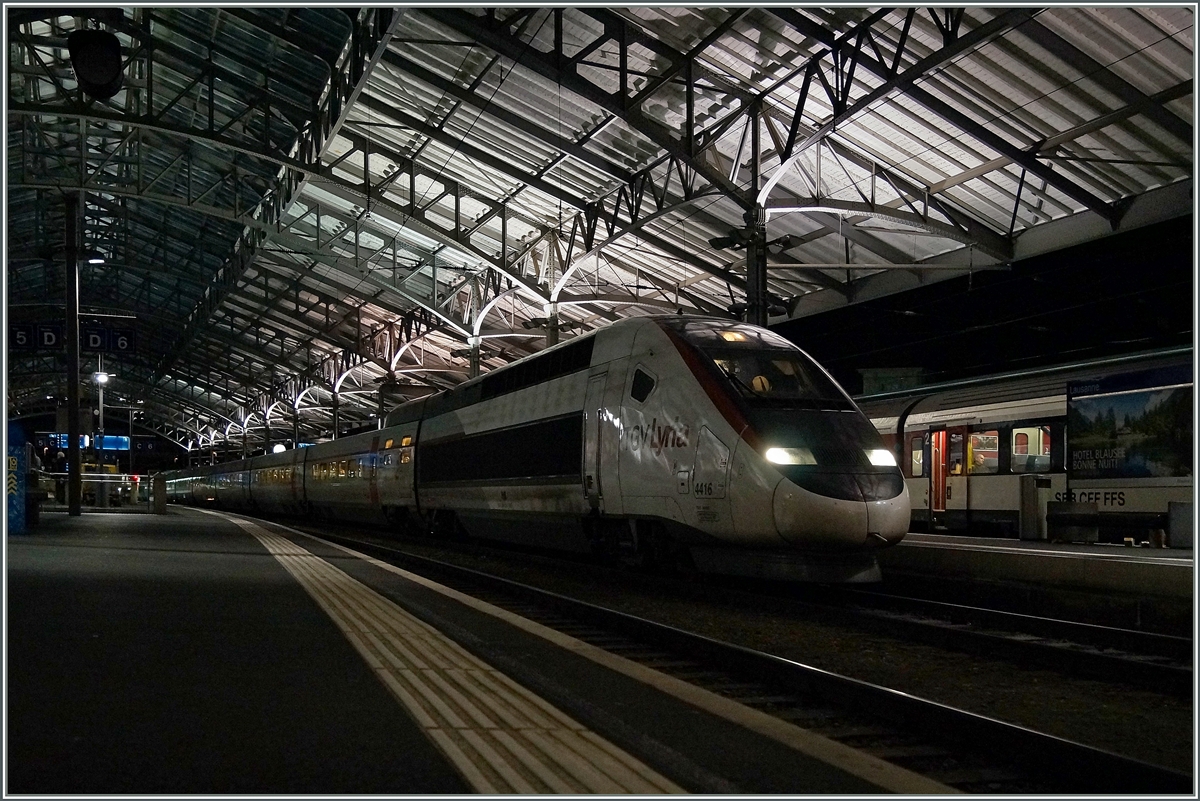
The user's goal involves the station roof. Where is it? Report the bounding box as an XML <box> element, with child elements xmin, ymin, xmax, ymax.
<box><xmin>6</xmin><ymin>7</ymin><xmax>1194</xmax><ymax>452</ymax></box>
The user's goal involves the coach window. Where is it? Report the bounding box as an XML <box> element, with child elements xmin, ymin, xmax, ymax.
<box><xmin>948</xmin><ymin>432</ymin><xmax>965</xmax><ymax>475</ymax></box>
<box><xmin>910</xmin><ymin>436</ymin><xmax>924</xmax><ymax>477</ymax></box>
<box><xmin>630</xmin><ymin>368</ymin><xmax>655</xmax><ymax>403</ymax></box>
<box><xmin>1011</xmin><ymin>425</ymin><xmax>1051</xmax><ymax>473</ymax></box>
<box><xmin>968</xmin><ymin>430</ymin><xmax>999</xmax><ymax>475</ymax></box>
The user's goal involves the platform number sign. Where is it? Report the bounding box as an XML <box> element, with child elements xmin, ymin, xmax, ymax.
<box><xmin>110</xmin><ymin>328</ymin><xmax>135</xmax><ymax>353</ymax></box>
<box><xmin>10</xmin><ymin>322</ymin><xmax>134</xmax><ymax>353</ymax></box>
<box><xmin>84</xmin><ymin>326</ymin><xmax>135</xmax><ymax>353</ymax></box>
<box><xmin>39</xmin><ymin>324</ymin><xmax>63</xmax><ymax>348</ymax></box>
<box><xmin>8</xmin><ymin>323</ymin><xmax>63</xmax><ymax>350</ymax></box>
<box><xmin>9</xmin><ymin>325</ymin><xmax>34</xmax><ymax>349</ymax></box>
<box><xmin>82</xmin><ymin>326</ymin><xmax>108</xmax><ymax>351</ymax></box>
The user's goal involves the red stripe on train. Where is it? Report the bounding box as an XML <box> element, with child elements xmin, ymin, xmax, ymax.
<box><xmin>658</xmin><ymin>323</ymin><xmax>761</xmax><ymax>452</ymax></box>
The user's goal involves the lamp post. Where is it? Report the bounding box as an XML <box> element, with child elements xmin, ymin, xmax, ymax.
<box><xmin>93</xmin><ymin>370</ymin><xmax>108</xmax><ymax>507</ymax></box>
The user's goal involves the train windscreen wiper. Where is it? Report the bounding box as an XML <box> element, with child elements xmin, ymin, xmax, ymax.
<box><xmin>719</xmin><ymin>365</ymin><xmax>758</xmax><ymax>398</ymax></box>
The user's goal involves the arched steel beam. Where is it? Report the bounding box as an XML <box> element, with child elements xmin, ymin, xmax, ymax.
<box><xmin>763</xmin><ymin>199</ymin><xmax>1006</xmax><ymax>259</ymax></box>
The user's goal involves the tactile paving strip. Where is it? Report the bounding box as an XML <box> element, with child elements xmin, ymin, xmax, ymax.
<box><xmin>225</xmin><ymin>515</ymin><xmax>683</xmax><ymax>794</ymax></box>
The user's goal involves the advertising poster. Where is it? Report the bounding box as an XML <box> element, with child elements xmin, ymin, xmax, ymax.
<box><xmin>1067</xmin><ymin>367</ymin><xmax>1193</xmax><ymax>481</ymax></box>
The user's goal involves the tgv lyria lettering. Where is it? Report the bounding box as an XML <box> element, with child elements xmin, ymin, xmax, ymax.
<box><xmin>626</xmin><ymin>416</ymin><xmax>690</xmax><ymax>455</ymax></box>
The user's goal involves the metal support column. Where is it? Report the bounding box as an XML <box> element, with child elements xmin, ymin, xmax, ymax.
<box><xmin>547</xmin><ymin>304</ymin><xmax>560</xmax><ymax>347</ymax></box>
<box><xmin>65</xmin><ymin>193</ymin><xmax>82</xmax><ymax>515</ymax></box>
<box><xmin>96</xmin><ymin>373</ymin><xmax>107</xmax><ymax>508</ymax></box>
<box><xmin>744</xmin><ymin>205</ymin><xmax>769</xmax><ymax>327</ymax></box>
<box><xmin>377</xmin><ymin>377</ymin><xmax>405</xmax><ymax>429</ymax></box>
<box><xmin>468</xmin><ymin>336</ymin><xmax>481</xmax><ymax>378</ymax></box>
<box><xmin>331</xmin><ymin>392</ymin><xmax>340</xmax><ymax>440</ymax></box>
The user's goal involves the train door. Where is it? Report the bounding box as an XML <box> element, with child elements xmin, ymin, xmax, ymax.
<box><xmin>583</xmin><ymin>372</ymin><xmax>607</xmax><ymax>511</ymax></box>
<box><xmin>929</xmin><ymin>428</ymin><xmax>947</xmax><ymax>515</ymax></box>
<box><xmin>928</xmin><ymin>426</ymin><xmax>969</xmax><ymax>528</ymax></box>
<box><xmin>944</xmin><ymin>426</ymin><xmax>969</xmax><ymax>526</ymax></box>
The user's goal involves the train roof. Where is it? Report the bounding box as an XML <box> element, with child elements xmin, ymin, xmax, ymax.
<box><xmin>855</xmin><ymin>346</ymin><xmax>1193</xmax><ymax>421</ymax></box>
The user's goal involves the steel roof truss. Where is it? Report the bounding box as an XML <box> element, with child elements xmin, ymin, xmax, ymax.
<box><xmin>427</xmin><ymin>8</ymin><xmax>751</xmax><ymax>208</ymax></box>
<box><xmin>767</xmin><ymin>9</ymin><xmax>1125</xmax><ymax>228</ymax></box>
<box><xmin>381</xmin><ymin>49</ymin><xmax>636</xmax><ymax>186</ymax></box>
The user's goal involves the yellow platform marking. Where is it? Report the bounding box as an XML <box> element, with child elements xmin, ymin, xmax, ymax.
<box><xmin>210</xmin><ymin>512</ymin><xmax>683</xmax><ymax>794</ymax></box>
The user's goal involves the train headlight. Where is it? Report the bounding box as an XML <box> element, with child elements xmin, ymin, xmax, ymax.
<box><xmin>866</xmin><ymin>448</ymin><xmax>897</xmax><ymax>467</ymax></box>
<box><xmin>765</xmin><ymin>446</ymin><xmax>816</xmax><ymax>465</ymax></box>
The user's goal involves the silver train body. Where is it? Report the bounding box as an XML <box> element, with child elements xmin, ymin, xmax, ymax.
<box><xmin>164</xmin><ymin>317</ymin><xmax>909</xmax><ymax>582</ymax></box>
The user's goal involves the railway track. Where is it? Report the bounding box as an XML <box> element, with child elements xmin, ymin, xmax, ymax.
<box><xmin>293</xmin><ymin>520</ymin><xmax>1192</xmax><ymax>698</ymax></box>
<box><xmin>298</xmin><ymin>526</ymin><xmax>1190</xmax><ymax>794</ymax></box>
<box><xmin>829</xmin><ymin>587</ymin><xmax>1193</xmax><ymax>696</ymax></box>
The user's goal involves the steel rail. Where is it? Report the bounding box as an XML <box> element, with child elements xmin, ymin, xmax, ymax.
<box><xmin>825</xmin><ymin>589</ymin><xmax>1193</xmax><ymax>697</ymax></box>
<box><xmin>841</xmin><ymin>587</ymin><xmax>1193</xmax><ymax>660</ymax></box>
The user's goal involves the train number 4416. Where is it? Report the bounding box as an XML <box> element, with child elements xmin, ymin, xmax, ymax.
<box><xmin>693</xmin><ymin>481</ymin><xmax>715</xmax><ymax>496</ymax></box>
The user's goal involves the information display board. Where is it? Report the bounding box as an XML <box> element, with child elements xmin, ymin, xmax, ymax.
<box><xmin>8</xmin><ymin>425</ymin><xmax>26</xmax><ymax>534</ymax></box>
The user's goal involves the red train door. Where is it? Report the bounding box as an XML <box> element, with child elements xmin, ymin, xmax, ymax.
<box><xmin>929</xmin><ymin>429</ymin><xmax>947</xmax><ymax>513</ymax></box>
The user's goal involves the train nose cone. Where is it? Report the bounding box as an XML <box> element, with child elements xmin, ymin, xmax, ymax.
<box><xmin>866</xmin><ymin>484</ymin><xmax>910</xmax><ymax>546</ymax></box>
<box><xmin>772</xmin><ymin>479</ymin><xmax>870</xmax><ymax>548</ymax></box>
<box><xmin>772</xmin><ymin>477</ymin><xmax>911</xmax><ymax>549</ymax></box>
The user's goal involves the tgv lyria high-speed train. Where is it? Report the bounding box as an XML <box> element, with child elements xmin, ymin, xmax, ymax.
<box><xmin>165</xmin><ymin>316</ymin><xmax>909</xmax><ymax>582</ymax></box>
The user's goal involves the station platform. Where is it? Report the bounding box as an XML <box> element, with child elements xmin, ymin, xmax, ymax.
<box><xmin>879</xmin><ymin>532</ymin><xmax>1193</xmax><ymax>601</ymax></box>
<box><xmin>8</xmin><ymin>508</ymin><xmax>948</xmax><ymax>795</ymax></box>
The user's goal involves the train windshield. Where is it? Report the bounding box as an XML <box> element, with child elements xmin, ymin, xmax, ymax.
<box><xmin>707</xmin><ymin>350</ymin><xmax>850</xmax><ymax>408</ymax></box>
<box><xmin>660</xmin><ymin>319</ymin><xmax>852</xmax><ymax>410</ymax></box>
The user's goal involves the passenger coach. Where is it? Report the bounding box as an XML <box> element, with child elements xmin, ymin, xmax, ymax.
<box><xmin>858</xmin><ymin>350</ymin><xmax>1193</xmax><ymax>539</ymax></box>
